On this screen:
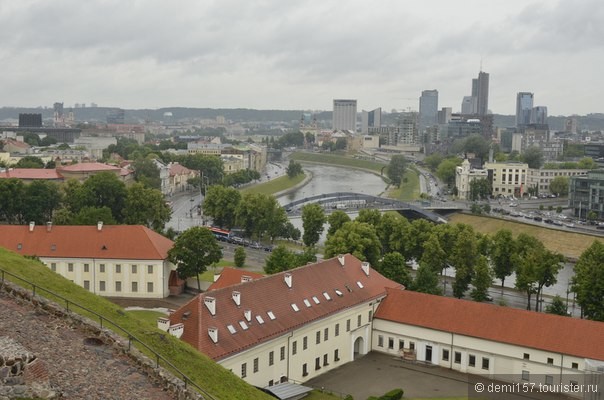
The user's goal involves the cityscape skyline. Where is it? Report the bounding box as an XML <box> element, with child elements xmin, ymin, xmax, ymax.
<box><xmin>0</xmin><ymin>0</ymin><xmax>602</xmax><ymax>116</ymax></box>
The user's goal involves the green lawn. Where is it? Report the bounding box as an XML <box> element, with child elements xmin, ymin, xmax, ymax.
<box><xmin>386</xmin><ymin>168</ymin><xmax>421</xmax><ymax>201</ymax></box>
<box><xmin>0</xmin><ymin>248</ymin><xmax>271</xmax><ymax>400</ymax></box>
<box><xmin>241</xmin><ymin>173</ymin><xmax>306</xmax><ymax>195</ymax></box>
<box><xmin>290</xmin><ymin>152</ymin><xmax>387</xmax><ymax>174</ymax></box>
<box><xmin>125</xmin><ymin>310</ymin><xmax>167</xmax><ymax>326</ymax></box>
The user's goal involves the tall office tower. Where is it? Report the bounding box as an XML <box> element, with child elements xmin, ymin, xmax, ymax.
<box><xmin>471</xmin><ymin>71</ymin><xmax>489</xmax><ymax>115</ymax></box>
<box><xmin>516</xmin><ymin>92</ymin><xmax>534</xmax><ymax>127</ymax></box>
<box><xmin>437</xmin><ymin>107</ymin><xmax>452</xmax><ymax>124</ymax></box>
<box><xmin>361</xmin><ymin>108</ymin><xmax>382</xmax><ymax>134</ymax></box>
<box><xmin>461</xmin><ymin>96</ymin><xmax>475</xmax><ymax>115</ymax></box>
<box><xmin>419</xmin><ymin>90</ymin><xmax>438</xmax><ymax>129</ymax></box>
<box><xmin>531</xmin><ymin>106</ymin><xmax>548</xmax><ymax>125</ymax></box>
<box><xmin>53</xmin><ymin>102</ymin><xmax>64</xmax><ymax>126</ymax></box>
<box><xmin>332</xmin><ymin>99</ymin><xmax>357</xmax><ymax>131</ymax></box>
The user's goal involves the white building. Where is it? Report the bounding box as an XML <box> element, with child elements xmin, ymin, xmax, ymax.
<box><xmin>455</xmin><ymin>159</ymin><xmax>488</xmax><ymax>200</ymax></box>
<box><xmin>484</xmin><ymin>161</ymin><xmax>529</xmax><ymax>197</ymax></box>
<box><xmin>333</xmin><ymin>99</ymin><xmax>357</xmax><ymax>131</ymax></box>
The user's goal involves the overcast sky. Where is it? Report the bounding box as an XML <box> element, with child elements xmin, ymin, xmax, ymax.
<box><xmin>1</xmin><ymin>0</ymin><xmax>602</xmax><ymax>115</ymax></box>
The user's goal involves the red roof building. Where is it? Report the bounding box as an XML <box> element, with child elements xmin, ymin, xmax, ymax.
<box><xmin>207</xmin><ymin>267</ymin><xmax>264</xmax><ymax>291</ymax></box>
<box><xmin>0</xmin><ymin>168</ymin><xmax>63</xmax><ymax>181</ymax></box>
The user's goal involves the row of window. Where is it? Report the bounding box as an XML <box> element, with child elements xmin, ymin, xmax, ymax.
<box><xmin>83</xmin><ymin>280</ymin><xmax>154</xmax><ymax>293</ymax></box>
<box><xmin>523</xmin><ymin>353</ymin><xmax>579</xmax><ymax>369</ymax></box>
<box><xmin>53</xmin><ymin>263</ymin><xmax>155</xmax><ymax>274</ymax></box>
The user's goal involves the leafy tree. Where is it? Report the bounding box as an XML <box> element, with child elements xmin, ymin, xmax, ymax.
<box><xmin>545</xmin><ymin>295</ymin><xmax>568</xmax><ymax>316</ymax></box>
<box><xmin>40</xmin><ymin>136</ymin><xmax>58</xmax><ymax>147</ymax></box>
<box><xmin>532</xmin><ymin>249</ymin><xmax>564</xmax><ymax>311</ymax></box>
<box><xmin>420</xmin><ymin>233</ymin><xmax>447</xmax><ymax>275</ymax></box>
<box><xmin>549</xmin><ymin>176</ymin><xmax>569</xmax><ymax>196</ymax></box>
<box><xmin>79</xmin><ymin>172</ymin><xmax>127</xmax><ymax>222</ymax></box>
<box><xmin>470</xmin><ymin>256</ymin><xmax>494</xmax><ymax>302</ymax></box>
<box><xmin>234</xmin><ymin>246</ymin><xmax>246</xmax><ymax>268</ymax></box>
<box><xmin>22</xmin><ymin>180</ymin><xmax>61</xmax><ymax>224</ymax></box>
<box><xmin>376</xmin><ymin>213</ymin><xmax>402</xmax><ymax>254</ymax></box>
<box><xmin>423</xmin><ymin>153</ymin><xmax>443</xmax><ymax>171</ymax></box>
<box><xmin>168</xmin><ymin>227</ymin><xmax>223</xmax><ymax>291</ymax></box>
<box><xmin>286</xmin><ymin>160</ymin><xmax>303</xmax><ymax>178</ymax></box>
<box><xmin>587</xmin><ymin>210</ymin><xmax>598</xmax><ymax>223</ymax></box>
<box><xmin>356</xmin><ymin>208</ymin><xmax>382</xmax><ymax>228</ymax></box>
<box><xmin>222</xmin><ymin>169</ymin><xmax>261</xmax><ymax>187</ymax></box>
<box><xmin>301</xmin><ymin>203</ymin><xmax>326</xmax><ymax>247</ymax></box>
<box><xmin>167</xmin><ymin>153</ymin><xmax>224</xmax><ymax>185</ymax></box>
<box><xmin>450</xmin><ymin>226</ymin><xmax>478</xmax><ymax>298</ymax></box>
<box><xmin>572</xmin><ymin>241</ymin><xmax>604</xmax><ymax>321</ymax></box>
<box><xmin>203</xmin><ymin>185</ymin><xmax>241</xmax><ymax>229</ymax></box>
<box><xmin>410</xmin><ymin>263</ymin><xmax>442</xmax><ymax>295</ymax></box>
<box><xmin>72</xmin><ymin>206</ymin><xmax>117</xmax><ymax>225</ymax></box>
<box><xmin>132</xmin><ymin>157</ymin><xmax>161</xmax><ymax>189</ymax></box>
<box><xmin>490</xmin><ymin>229</ymin><xmax>516</xmax><ymax>294</ymax></box>
<box><xmin>236</xmin><ymin>193</ymin><xmax>287</xmax><ymax>241</ymax></box>
<box><xmin>335</xmin><ymin>137</ymin><xmax>347</xmax><ymax>150</ymax></box>
<box><xmin>327</xmin><ymin>210</ymin><xmax>351</xmax><ymax>238</ymax></box>
<box><xmin>378</xmin><ymin>252</ymin><xmax>411</xmax><ymax>287</ymax></box>
<box><xmin>0</xmin><ymin>178</ymin><xmax>25</xmax><ymax>224</ymax></box>
<box><xmin>521</xmin><ymin>146</ymin><xmax>544</xmax><ymax>169</ymax></box>
<box><xmin>324</xmin><ymin>221</ymin><xmax>382</xmax><ymax>267</ymax></box>
<box><xmin>386</xmin><ymin>155</ymin><xmax>408</xmax><ymax>187</ymax></box>
<box><xmin>264</xmin><ymin>245</ymin><xmax>299</xmax><ymax>274</ymax></box>
<box><xmin>387</xmin><ymin>216</ymin><xmax>412</xmax><ymax>261</ymax></box>
<box><xmin>405</xmin><ymin>219</ymin><xmax>435</xmax><ymax>262</ymax></box>
<box><xmin>123</xmin><ymin>183</ymin><xmax>172</xmax><ymax>231</ymax></box>
<box><xmin>469</xmin><ymin>178</ymin><xmax>491</xmax><ymax>201</ymax></box>
<box><xmin>577</xmin><ymin>157</ymin><xmax>596</xmax><ymax>169</ymax></box>
<box><xmin>23</xmin><ymin>133</ymin><xmax>41</xmax><ymax>146</ymax></box>
<box><xmin>436</xmin><ymin>158</ymin><xmax>460</xmax><ymax>187</ymax></box>
<box><xmin>14</xmin><ymin>156</ymin><xmax>45</xmax><ymax>169</ymax></box>
<box><xmin>460</xmin><ymin>135</ymin><xmax>490</xmax><ymax>161</ymax></box>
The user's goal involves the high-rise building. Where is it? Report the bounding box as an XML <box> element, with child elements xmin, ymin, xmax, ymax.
<box><xmin>516</xmin><ymin>92</ymin><xmax>534</xmax><ymax>127</ymax></box>
<box><xmin>437</xmin><ymin>107</ymin><xmax>452</xmax><ymax>125</ymax></box>
<box><xmin>332</xmin><ymin>99</ymin><xmax>357</xmax><ymax>131</ymax></box>
<box><xmin>471</xmin><ymin>71</ymin><xmax>489</xmax><ymax>116</ymax></box>
<box><xmin>361</xmin><ymin>108</ymin><xmax>381</xmax><ymax>134</ymax></box>
<box><xmin>461</xmin><ymin>96</ymin><xmax>475</xmax><ymax>115</ymax></box>
<box><xmin>53</xmin><ymin>102</ymin><xmax>64</xmax><ymax>127</ymax></box>
<box><xmin>419</xmin><ymin>90</ymin><xmax>438</xmax><ymax>129</ymax></box>
<box><xmin>531</xmin><ymin>106</ymin><xmax>548</xmax><ymax>125</ymax></box>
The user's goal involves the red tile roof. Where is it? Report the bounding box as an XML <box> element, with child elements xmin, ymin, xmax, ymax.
<box><xmin>58</xmin><ymin>162</ymin><xmax>121</xmax><ymax>172</ymax></box>
<box><xmin>0</xmin><ymin>169</ymin><xmax>63</xmax><ymax>180</ymax></box>
<box><xmin>169</xmin><ymin>254</ymin><xmax>401</xmax><ymax>360</ymax></box>
<box><xmin>0</xmin><ymin>224</ymin><xmax>173</xmax><ymax>260</ymax></box>
<box><xmin>207</xmin><ymin>267</ymin><xmax>264</xmax><ymax>291</ymax></box>
<box><xmin>169</xmin><ymin>163</ymin><xmax>194</xmax><ymax>176</ymax></box>
<box><xmin>375</xmin><ymin>288</ymin><xmax>604</xmax><ymax>361</ymax></box>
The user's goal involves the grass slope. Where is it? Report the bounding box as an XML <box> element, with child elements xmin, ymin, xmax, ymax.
<box><xmin>241</xmin><ymin>173</ymin><xmax>306</xmax><ymax>195</ymax></box>
<box><xmin>386</xmin><ymin>168</ymin><xmax>421</xmax><ymax>201</ymax></box>
<box><xmin>0</xmin><ymin>247</ymin><xmax>271</xmax><ymax>400</ymax></box>
<box><xmin>449</xmin><ymin>213</ymin><xmax>603</xmax><ymax>259</ymax></box>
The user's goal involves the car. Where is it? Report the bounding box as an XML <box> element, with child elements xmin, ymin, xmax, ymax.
<box><xmin>249</xmin><ymin>242</ymin><xmax>263</xmax><ymax>250</ymax></box>
<box><xmin>264</xmin><ymin>245</ymin><xmax>273</xmax><ymax>252</ymax></box>
<box><xmin>534</xmin><ymin>216</ymin><xmax>543</xmax><ymax>222</ymax></box>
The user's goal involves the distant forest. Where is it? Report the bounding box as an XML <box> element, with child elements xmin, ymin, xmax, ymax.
<box><xmin>1</xmin><ymin>106</ymin><xmax>604</xmax><ymax>131</ymax></box>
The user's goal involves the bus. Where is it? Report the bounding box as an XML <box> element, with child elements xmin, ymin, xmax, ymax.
<box><xmin>209</xmin><ymin>227</ymin><xmax>231</xmax><ymax>241</ymax></box>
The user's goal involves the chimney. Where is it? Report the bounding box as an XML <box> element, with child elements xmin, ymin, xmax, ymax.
<box><xmin>241</xmin><ymin>275</ymin><xmax>252</xmax><ymax>283</ymax></box>
<box><xmin>337</xmin><ymin>254</ymin><xmax>345</xmax><ymax>266</ymax></box>
<box><xmin>208</xmin><ymin>327</ymin><xmax>218</xmax><ymax>344</ymax></box>
<box><xmin>244</xmin><ymin>309</ymin><xmax>252</xmax><ymax>322</ymax></box>
<box><xmin>284</xmin><ymin>272</ymin><xmax>292</xmax><ymax>288</ymax></box>
<box><xmin>204</xmin><ymin>296</ymin><xmax>216</xmax><ymax>316</ymax></box>
<box><xmin>97</xmin><ymin>221</ymin><xmax>103</xmax><ymax>231</ymax></box>
<box><xmin>232</xmin><ymin>291</ymin><xmax>241</xmax><ymax>306</ymax></box>
<box><xmin>46</xmin><ymin>222</ymin><xmax>52</xmax><ymax>232</ymax></box>
<box><xmin>29</xmin><ymin>222</ymin><xmax>35</xmax><ymax>232</ymax></box>
<box><xmin>361</xmin><ymin>262</ymin><xmax>370</xmax><ymax>276</ymax></box>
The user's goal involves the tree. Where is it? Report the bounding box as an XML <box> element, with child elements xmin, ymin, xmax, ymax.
<box><xmin>378</xmin><ymin>252</ymin><xmax>411</xmax><ymax>287</ymax></box>
<box><xmin>327</xmin><ymin>210</ymin><xmax>351</xmax><ymax>238</ymax></box>
<box><xmin>301</xmin><ymin>203</ymin><xmax>326</xmax><ymax>247</ymax></box>
<box><xmin>491</xmin><ymin>229</ymin><xmax>516</xmax><ymax>294</ymax></box>
<box><xmin>324</xmin><ymin>221</ymin><xmax>382</xmax><ymax>267</ymax></box>
<box><xmin>234</xmin><ymin>246</ymin><xmax>246</xmax><ymax>268</ymax></box>
<box><xmin>79</xmin><ymin>172</ymin><xmax>127</xmax><ymax>222</ymax></box>
<box><xmin>405</xmin><ymin>219</ymin><xmax>435</xmax><ymax>262</ymax></box>
<box><xmin>450</xmin><ymin>226</ymin><xmax>478</xmax><ymax>298</ymax></box>
<box><xmin>572</xmin><ymin>241</ymin><xmax>604</xmax><ymax>321</ymax></box>
<box><xmin>386</xmin><ymin>155</ymin><xmax>407</xmax><ymax>187</ymax></box>
<box><xmin>420</xmin><ymin>233</ymin><xmax>447</xmax><ymax>275</ymax></box>
<box><xmin>470</xmin><ymin>256</ymin><xmax>494</xmax><ymax>302</ymax></box>
<box><xmin>577</xmin><ymin>157</ymin><xmax>596</xmax><ymax>170</ymax></box>
<box><xmin>14</xmin><ymin>156</ymin><xmax>45</xmax><ymax>169</ymax></box>
<box><xmin>355</xmin><ymin>208</ymin><xmax>382</xmax><ymax>228</ymax></box>
<box><xmin>545</xmin><ymin>295</ymin><xmax>568</xmax><ymax>316</ymax></box>
<box><xmin>521</xmin><ymin>146</ymin><xmax>544</xmax><ymax>169</ymax></box>
<box><xmin>423</xmin><ymin>154</ymin><xmax>443</xmax><ymax>171</ymax></box>
<box><xmin>549</xmin><ymin>176</ymin><xmax>569</xmax><ymax>196</ymax></box>
<box><xmin>286</xmin><ymin>160</ymin><xmax>303</xmax><ymax>178</ymax></box>
<box><xmin>587</xmin><ymin>210</ymin><xmax>598</xmax><ymax>223</ymax></box>
<box><xmin>72</xmin><ymin>206</ymin><xmax>117</xmax><ymax>225</ymax></box>
<box><xmin>22</xmin><ymin>181</ymin><xmax>62</xmax><ymax>224</ymax></box>
<box><xmin>469</xmin><ymin>178</ymin><xmax>491</xmax><ymax>201</ymax></box>
<box><xmin>123</xmin><ymin>183</ymin><xmax>172</xmax><ymax>231</ymax></box>
<box><xmin>203</xmin><ymin>185</ymin><xmax>241</xmax><ymax>229</ymax></box>
<box><xmin>410</xmin><ymin>263</ymin><xmax>442</xmax><ymax>295</ymax></box>
<box><xmin>168</xmin><ymin>227</ymin><xmax>223</xmax><ymax>291</ymax></box>
<box><xmin>436</xmin><ymin>158</ymin><xmax>460</xmax><ymax>187</ymax></box>
<box><xmin>0</xmin><ymin>178</ymin><xmax>25</xmax><ymax>224</ymax></box>
<box><xmin>132</xmin><ymin>157</ymin><xmax>161</xmax><ymax>189</ymax></box>
<box><xmin>236</xmin><ymin>193</ymin><xmax>287</xmax><ymax>241</ymax></box>
<box><xmin>513</xmin><ymin>233</ymin><xmax>544</xmax><ymax>310</ymax></box>
<box><xmin>335</xmin><ymin>137</ymin><xmax>347</xmax><ymax>150</ymax></box>
<box><xmin>532</xmin><ymin>249</ymin><xmax>564</xmax><ymax>311</ymax></box>
<box><xmin>462</xmin><ymin>135</ymin><xmax>491</xmax><ymax>161</ymax></box>
<box><xmin>264</xmin><ymin>245</ymin><xmax>298</xmax><ymax>274</ymax></box>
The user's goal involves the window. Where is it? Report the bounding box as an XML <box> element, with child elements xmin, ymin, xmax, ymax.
<box><xmin>522</xmin><ymin>370</ymin><xmax>530</xmax><ymax>381</ymax></box>
<box><xmin>68</xmin><ymin>263</ymin><xmax>74</xmax><ymax>272</ymax></box>
<box><xmin>147</xmin><ymin>265</ymin><xmax>153</xmax><ymax>274</ymax></box>
<box><xmin>84</xmin><ymin>280</ymin><xmax>90</xmax><ymax>290</ymax></box>
<box><xmin>241</xmin><ymin>363</ymin><xmax>247</xmax><ymax>378</ymax></box>
<box><xmin>545</xmin><ymin>375</ymin><xmax>553</xmax><ymax>385</ymax></box>
<box><xmin>292</xmin><ymin>341</ymin><xmax>297</xmax><ymax>355</ymax></box>
<box><xmin>357</xmin><ymin>314</ymin><xmax>361</xmax><ymax>327</ymax></box>
<box><xmin>115</xmin><ymin>281</ymin><xmax>122</xmax><ymax>292</ymax></box>
<box><xmin>571</xmin><ymin>362</ymin><xmax>578</xmax><ymax>369</ymax></box>
<box><xmin>315</xmin><ymin>357</ymin><xmax>321</xmax><ymax>370</ymax></box>
<box><xmin>442</xmin><ymin>349</ymin><xmax>449</xmax><ymax>362</ymax></box>
<box><xmin>99</xmin><ymin>281</ymin><xmax>106</xmax><ymax>291</ymax></box>
<box><xmin>523</xmin><ymin>353</ymin><xmax>530</xmax><ymax>360</ymax></box>
<box><xmin>280</xmin><ymin>346</ymin><xmax>285</xmax><ymax>361</ymax></box>
<box><xmin>547</xmin><ymin>357</ymin><xmax>554</xmax><ymax>365</ymax></box>
<box><xmin>316</xmin><ymin>331</ymin><xmax>321</xmax><ymax>345</ymax></box>
<box><xmin>147</xmin><ymin>282</ymin><xmax>154</xmax><ymax>293</ymax></box>
<box><xmin>303</xmin><ymin>336</ymin><xmax>307</xmax><ymax>350</ymax></box>
<box><xmin>84</xmin><ymin>263</ymin><xmax>89</xmax><ymax>273</ymax></box>
<box><xmin>409</xmin><ymin>342</ymin><xmax>415</xmax><ymax>351</ymax></box>
<box><xmin>51</xmin><ymin>263</ymin><xmax>56</xmax><ymax>272</ymax></box>
<box><xmin>368</xmin><ymin>310</ymin><xmax>372</xmax><ymax>321</ymax></box>
<box><xmin>454</xmin><ymin>352</ymin><xmax>461</xmax><ymax>364</ymax></box>
<box><xmin>324</xmin><ymin>328</ymin><xmax>328</xmax><ymax>341</ymax></box>
<box><xmin>132</xmin><ymin>282</ymin><xmax>138</xmax><ymax>292</ymax></box>
<box><xmin>469</xmin><ymin>354</ymin><xmax>476</xmax><ymax>367</ymax></box>
<box><xmin>346</xmin><ymin>319</ymin><xmax>351</xmax><ymax>332</ymax></box>
<box><xmin>116</xmin><ymin>264</ymin><xmax>121</xmax><ymax>274</ymax></box>
<box><xmin>334</xmin><ymin>349</ymin><xmax>340</xmax><ymax>362</ymax></box>
<box><xmin>399</xmin><ymin>340</ymin><xmax>405</xmax><ymax>350</ymax></box>
<box><xmin>99</xmin><ymin>264</ymin><xmax>105</xmax><ymax>273</ymax></box>
<box><xmin>302</xmin><ymin>363</ymin><xmax>308</xmax><ymax>377</ymax></box>
<box><xmin>388</xmin><ymin>338</ymin><xmax>394</xmax><ymax>350</ymax></box>
<box><xmin>253</xmin><ymin>358</ymin><xmax>258</xmax><ymax>373</ymax></box>
<box><xmin>482</xmin><ymin>357</ymin><xmax>489</xmax><ymax>370</ymax></box>
<box><xmin>335</xmin><ymin>323</ymin><xmax>340</xmax><ymax>337</ymax></box>
<box><xmin>269</xmin><ymin>351</ymin><xmax>274</xmax><ymax>366</ymax></box>
<box><xmin>323</xmin><ymin>354</ymin><xmax>328</xmax><ymax>366</ymax></box>
<box><xmin>378</xmin><ymin>335</ymin><xmax>384</xmax><ymax>347</ymax></box>
<box><xmin>132</xmin><ymin>264</ymin><xmax>137</xmax><ymax>274</ymax></box>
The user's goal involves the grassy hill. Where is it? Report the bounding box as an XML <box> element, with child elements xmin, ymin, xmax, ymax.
<box><xmin>0</xmin><ymin>247</ymin><xmax>272</xmax><ymax>400</ymax></box>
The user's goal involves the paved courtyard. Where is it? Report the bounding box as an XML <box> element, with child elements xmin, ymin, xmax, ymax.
<box><xmin>307</xmin><ymin>351</ymin><xmax>471</xmax><ymax>399</ymax></box>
